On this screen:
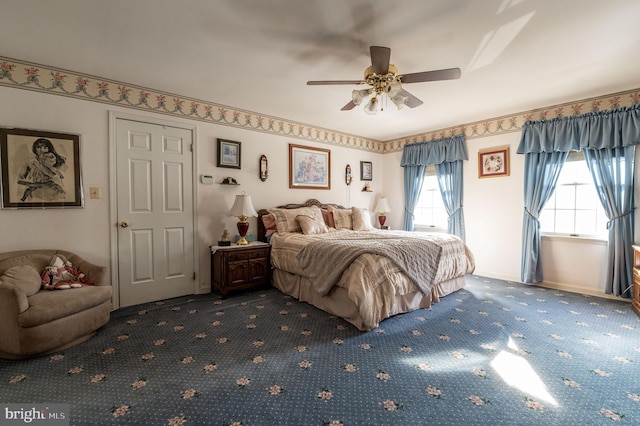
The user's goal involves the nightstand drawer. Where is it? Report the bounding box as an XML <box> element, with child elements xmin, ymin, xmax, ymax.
<box><xmin>228</xmin><ymin>248</ymin><xmax>269</xmax><ymax>262</ymax></box>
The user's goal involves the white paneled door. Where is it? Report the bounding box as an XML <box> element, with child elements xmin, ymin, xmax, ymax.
<box><xmin>116</xmin><ymin>119</ymin><xmax>195</xmax><ymax>307</ymax></box>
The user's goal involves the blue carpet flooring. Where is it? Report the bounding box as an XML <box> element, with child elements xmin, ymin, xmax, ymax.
<box><xmin>1</xmin><ymin>275</ymin><xmax>639</xmax><ymax>425</ymax></box>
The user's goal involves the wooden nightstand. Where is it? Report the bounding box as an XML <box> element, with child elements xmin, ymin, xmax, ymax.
<box><xmin>632</xmin><ymin>245</ymin><xmax>640</xmax><ymax>317</ymax></box>
<box><xmin>211</xmin><ymin>242</ymin><xmax>271</xmax><ymax>298</ymax></box>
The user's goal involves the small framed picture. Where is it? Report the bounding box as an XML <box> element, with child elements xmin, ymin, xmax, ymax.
<box><xmin>360</xmin><ymin>161</ymin><xmax>372</xmax><ymax>181</ymax></box>
<box><xmin>289</xmin><ymin>144</ymin><xmax>331</xmax><ymax>190</ymax></box>
<box><xmin>0</xmin><ymin>128</ymin><xmax>83</xmax><ymax>208</ymax></box>
<box><xmin>217</xmin><ymin>138</ymin><xmax>241</xmax><ymax>169</ymax></box>
<box><xmin>478</xmin><ymin>146</ymin><xmax>510</xmax><ymax>178</ymax></box>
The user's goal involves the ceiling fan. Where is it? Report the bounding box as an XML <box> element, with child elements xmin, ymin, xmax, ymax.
<box><xmin>307</xmin><ymin>46</ymin><xmax>461</xmax><ymax>114</ymax></box>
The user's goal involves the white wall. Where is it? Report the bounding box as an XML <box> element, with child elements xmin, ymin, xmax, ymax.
<box><xmin>0</xmin><ymin>86</ymin><xmax>385</xmax><ymax>294</ymax></box>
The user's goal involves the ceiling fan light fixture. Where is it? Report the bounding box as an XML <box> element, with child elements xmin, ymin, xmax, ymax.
<box><xmin>386</xmin><ymin>80</ymin><xmax>402</xmax><ymax>97</ymax></box>
<box><xmin>390</xmin><ymin>94</ymin><xmax>408</xmax><ymax>110</ymax></box>
<box><xmin>364</xmin><ymin>96</ymin><xmax>379</xmax><ymax>115</ymax></box>
<box><xmin>351</xmin><ymin>88</ymin><xmax>370</xmax><ymax>106</ymax></box>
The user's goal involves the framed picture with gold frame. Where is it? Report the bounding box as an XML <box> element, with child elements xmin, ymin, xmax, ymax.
<box><xmin>478</xmin><ymin>146</ymin><xmax>510</xmax><ymax>178</ymax></box>
<box><xmin>289</xmin><ymin>144</ymin><xmax>331</xmax><ymax>189</ymax></box>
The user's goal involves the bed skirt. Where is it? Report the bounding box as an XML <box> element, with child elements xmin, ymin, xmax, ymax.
<box><xmin>271</xmin><ymin>268</ymin><xmax>466</xmax><ymax>331</ymax></box>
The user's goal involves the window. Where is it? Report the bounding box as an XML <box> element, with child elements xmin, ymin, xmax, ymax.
<box><xmin>539</xmin><ymin>151</ymin><xmax>608</xmax><ymax>238</ymax></box>
<box><xmin>414</xmin><ymin>165</ymin><xmax>448</xmax><ymax>230</ymax></box>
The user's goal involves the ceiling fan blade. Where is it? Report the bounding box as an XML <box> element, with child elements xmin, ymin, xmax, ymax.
<box><xmin>307</xmin><ymin>80</ymin><xmax>363</xmax><ymax>85</ymax></box>
<box><xmin>401</xmin><ymin>68</ymin><xmax>461</xmax><ymax>84</ymax></box>
<box><xmin>400</xmin><ymin>89</ymin><xmax>423</xmax><ymax>108</ymax></box>
<box><xmin>370</xmin><ymin>46</ymin><xmax>391</xmax><ymax>75</ymax></box>
<box><xmin>341</xmin><ymin>100</ymin><xmax>356</xmax><ymax>110</ymax></box>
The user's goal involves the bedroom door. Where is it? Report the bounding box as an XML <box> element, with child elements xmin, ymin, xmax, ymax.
<box><xmin>115</xmin><ymin>118</ymin><xmax>195</xmax><ymax>307</ymax></box>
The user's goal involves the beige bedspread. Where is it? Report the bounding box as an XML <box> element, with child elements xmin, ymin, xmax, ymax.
<box><xmin>297</xmin><ymin>232</ymin><xmax>442</xmax><ymax>297</ymax></box>
<box><xmin>270</xmin><ymin>229</ymin><xmax>474</xmax><ymax>330</ymax></box>
<box><xmin>271</xmin><ymin>229</ymin><xmax>473</xmax><ymax>291</ymax></box>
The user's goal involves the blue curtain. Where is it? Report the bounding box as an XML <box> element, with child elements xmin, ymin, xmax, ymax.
<box><xmin>517</xmin><ymin>106</ymin><xmax>640</xmax><ymax>292</ymax></box>
<box><xmin>436</xmin><ymin>160</ymin><xmax>465</xmax><ymax>240</ymax></box>
<box><xmin>584</xmin><ymin>146</ymin><xmax>635</xmax><ymax>296</ymax></box>
<box><xmin>400</xmin><ymin>135</ymin><xmax>468</xmax><ymax>235</ymax></box>
<box><xmin>520</xmin><ymin>151</ymin><xmax>568</xmax><ymax>283</ymax></box>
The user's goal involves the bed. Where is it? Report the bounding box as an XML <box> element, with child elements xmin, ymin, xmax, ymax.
<box><xmin>257</xmin><ymin>199</ymin><xmax>475</xmax><ymax>331</ymax></box>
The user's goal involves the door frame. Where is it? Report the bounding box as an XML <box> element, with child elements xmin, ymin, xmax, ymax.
<box><xmin>108</xmin><ymin>111</ymin><xmax>199</xmax><ymax>310</ymax></box>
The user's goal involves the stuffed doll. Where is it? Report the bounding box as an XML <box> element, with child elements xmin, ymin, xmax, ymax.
<box><xmin>41</xmin><ymin>255</ymin><xmax>92</xmax><ymax>290</ymax></box>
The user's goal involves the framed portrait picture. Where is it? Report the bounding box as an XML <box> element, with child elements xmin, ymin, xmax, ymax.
<box><xmin>478</xmin><ymin>146</ymin><xmax>510</xmax><ymax>178</ymax></box>
<box><xmin>0</xmin><ymin>128</ymin><xmax>83</xmax><ymax>208</ymax></box>
<box><xmin>217</xmin><ymin>138</ymin><xmax>241</xmax><ymax>169</ymax></box>
<box><xmin>289</xmin><ymin>144</ymin><xmax>331</xmax><ymax>190</ymax></box>
<box><xmin>360</xmin><ymin>161</ymin><xmax>373</xmax><ymax>181</ymax></box>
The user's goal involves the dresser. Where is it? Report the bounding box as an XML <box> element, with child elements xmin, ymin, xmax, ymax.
<box><xmin>632</xmin><ymin>246</ymin><xmax>640</xmax><ymax>317</ymax></box>
<box><xmin>211</xmin><ymin>242</ymin><xmax>271</xmax><ymax>298</ymax></box>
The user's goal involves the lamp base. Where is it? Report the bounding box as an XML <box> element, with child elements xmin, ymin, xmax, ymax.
<box><xmin>378</xmin><ymin>214</ymin><xmax>387</xmax><ymax>227</ymax></box>
<box><xmin>236</xmin><ymin>219</ymin><xmax>250</xmax><ymax>245</ymax></box>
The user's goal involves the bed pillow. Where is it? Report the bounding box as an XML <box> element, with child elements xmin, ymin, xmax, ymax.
<box><xmin>261</xmin><ymin>213</ymin><xmax>278</xmax><ymax>237</ymax></box>
<box><xmin>296</xmin><ymin>214</ymin><xmax>329</xmax><ymax>235</ymax></box>
<box><xmin>352</xmin><ymin>207</ymin><xmax>373</xmax><ymax>231</ymax></box>
<box><xmin>321</xmin><ymin>208</ymin><xmax>335</xmax><ymax>228</ymax></box>
<box><xmin>329</xmin><ymin>206</ymin><xmax>352</xmax><ymax>230</ymax></box>
<box><xmin>269</xmin><ymin>206</ymin><xmax>322</xmax><ymax>234</ymax></box>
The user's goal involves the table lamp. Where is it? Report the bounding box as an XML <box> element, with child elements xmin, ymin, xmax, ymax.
<box><xmin>228</xmin><ymin>192</ymin><xmax>258</xmax><ymax>245</ymax></box>
<box><xmin>374</xmin><ymin>197</ymin><xmax>391</xmax><ymax>227</ymax></box>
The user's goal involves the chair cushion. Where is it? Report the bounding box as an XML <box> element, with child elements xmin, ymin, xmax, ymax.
<box><xmin>1</xmin><ymin>265</ymin><xmax>42</xmax><ymax>296</ymax></box>
<box><xmin>19</xmin><ymin>286</ymin><xmax>112</xmax><ymax>328</ymax></box>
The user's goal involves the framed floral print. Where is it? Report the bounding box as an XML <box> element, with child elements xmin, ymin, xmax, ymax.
<box><xmin>289</xmin><ymin>144</ymin><xmax>331</xmax><ymax>189</ymax></box>
<box><xmin>217</xmin><ymin>138</ymin><xmax>241</xmax><ymax>169</ymax></box>
<box><xmin>478</xmin><ymin>146</ymin><xmax>510</xmax><ymax>178</ymax></box>
<box><xmin>360</xmin><ymin>161</ymin><xmax>372</xmax><ymax>181</ymax></box>
<box><xmin>0</xmin><ymin>128</ymin><xmax>83</xmax><ymax>208</ymax></box>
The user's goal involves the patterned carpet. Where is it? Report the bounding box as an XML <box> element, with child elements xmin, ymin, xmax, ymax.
<box><xmin>1</xmin><ymin>275</ymin><xmax>639</xmax><ymax>425</ymax></box>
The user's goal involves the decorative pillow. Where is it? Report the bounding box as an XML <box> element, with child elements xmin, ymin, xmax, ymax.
<box><xmin>268</xmin><ymin>206</ymin><xmax>322</xmax><ymax>234</ymax></box>
<box><xmin>352</xmin><ymin>207</ymin><xmax>373</xmax><ymax>231</ymax></box>
<box><xmin>296</xmin><ymin>214</ymin><xmax>329</xmax><ymax>235</ymax></box>
<box><xmin>261</xmin><ymin>213</ymin><xmax>278</xmax><ymax>237</ymax></box>
<box><xmin>321</xmin><ymin>208</ymin><xmax>335</xmax><ymax>228</ymax></box>
<box><xmin>40</xmin><ymin>255</ymin><xmax>92</xmax><ymax>290</ymax></box>
<box><xmin>1</xmin><ymin>265</ymin><xmax>41</xmax><ymax>296</ymax></box>
<box><xmin>329</xmin><ymin>206</ymin><xmax>353</xmax><ymax>230</ymax></box>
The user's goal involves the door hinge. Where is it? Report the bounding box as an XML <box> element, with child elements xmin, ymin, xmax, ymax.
<box><xmin>193</xmin><ymin>272</ymin><xmax>196</xmax><ymax>280</ymax></box>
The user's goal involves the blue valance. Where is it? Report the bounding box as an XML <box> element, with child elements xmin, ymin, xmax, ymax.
<box><xmin>517</xmin><ymin>106</ymin><xmax>640</xmax><ymax>154</ymax></box>
<box><xmin>400</xmin><ymin>135</ymin><xmax>468</xmax><ymax>166</ymax></box>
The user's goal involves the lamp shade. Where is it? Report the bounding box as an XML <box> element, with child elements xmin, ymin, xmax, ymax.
<box><xmin>375</xmin><ymin>198</ymin><xmax>391</xmax><ymax>214</ymax></box>
<box><xmin>228</xmin><ymin>192</ymin><xmax>258</xmax><ymax>218</ymax></box>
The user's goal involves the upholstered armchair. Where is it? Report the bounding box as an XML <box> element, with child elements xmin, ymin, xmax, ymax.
<box><xmin>0</xmin><ymin>249</ymin><xmax>112</xmax><ymax>359</ymax></box>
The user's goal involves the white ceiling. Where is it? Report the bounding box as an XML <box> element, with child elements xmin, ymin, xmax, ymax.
<box><xmin>1</xmin><ymin>0</ymin><xmax>639</xmax><ymax>141</ymax></box>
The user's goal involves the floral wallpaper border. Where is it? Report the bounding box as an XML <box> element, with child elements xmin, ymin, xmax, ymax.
<box><xmin>1</xmin><ymin>56</ymin><xmax>638</xmax><ymax>153</ymax></box>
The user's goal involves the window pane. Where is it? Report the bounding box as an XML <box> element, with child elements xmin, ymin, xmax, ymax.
<box><xmin>539</xmin><ymin>210</ymin><xmax>555</xmax><ymax>233</ymax></box>
<box><xmin>555</xmin><ymin>186</ymin><xmax>575</xmax><ymax>209</ymax></box>
<box><xmin>555</xmin><ymin>210</ymin><xmax>575</xmax><ymax>234</ymax></box>
<box><xmin>575</xmin><ymin>210</ymin><xmax>597</xmax><ymax>235</ymax></box>
<box><xmin>576</xmin><ymin>185</ymin><xmax>599</xmax><ymax>209</ymax></box>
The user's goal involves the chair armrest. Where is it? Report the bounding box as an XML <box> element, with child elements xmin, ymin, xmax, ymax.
<box><xmin>63</xmin><ymin>254</ymin><xmax>108</xmax><ymax>286</ymax></box>
<box><xmin>0</xmin><ymin>280</ymin><xmax>29</xmax><ymax>314</ymax></box>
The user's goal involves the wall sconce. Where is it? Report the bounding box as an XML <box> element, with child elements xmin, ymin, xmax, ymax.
<box><xmin>227</xmin><ymin>192</ymin><xmax>258</xmax><ymax>245</ymax></box>
<box><xmin>374</xmin><ymin>197</ymin><xmax>391</xmax><ymax>227</ymax></box>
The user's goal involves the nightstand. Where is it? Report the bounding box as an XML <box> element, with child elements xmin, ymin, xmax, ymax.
<box><xmin>211</xmin><ymin>242</ymin><xmax>271</xmax><ymax>298</ymax></box>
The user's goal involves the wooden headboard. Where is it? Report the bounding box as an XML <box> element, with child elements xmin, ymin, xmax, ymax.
<box><xmin>257</xmin><ymin>199</ymin><xmax>346</xmax><ymax>242</ymax></box>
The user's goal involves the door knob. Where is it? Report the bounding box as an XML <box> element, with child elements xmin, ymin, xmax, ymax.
<box><xmin>120</xmin><ymin>221</ymin><xmax>129</xmax><ymax>228</ymax></box>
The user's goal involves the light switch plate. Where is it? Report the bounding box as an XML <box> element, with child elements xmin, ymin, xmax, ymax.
<box><xmin>89</xmin><ymin>187</ymin><xmax>100</xmax><ymax>199</ymax></box>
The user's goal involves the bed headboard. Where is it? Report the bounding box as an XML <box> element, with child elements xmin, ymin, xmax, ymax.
<box><xmin>257</xmin><ymin>199</ymin><xmax>346</xmax><ymax>242</ymax></box>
